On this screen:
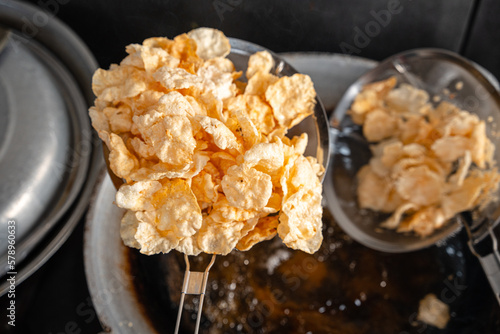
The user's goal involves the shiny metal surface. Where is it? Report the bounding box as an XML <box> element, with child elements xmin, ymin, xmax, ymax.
<box><xmin>84</xmin><ymin>53</ymin><xmax>373</xmax><ymax>333</ymax></box>
<box><xmin>325</xmin><ymin>48</ymin><xmax>500</xmax><ymax>253</ymax></box>
<box><xmin>0</xmin><ymin>0</ymin><xmax>101</xmax><ymax>294</ymax></box>
<box><xmin>0</xmin><ymin>32</ymin><xmax>87</xmax><ymax>271</ymax></box>
<box><xmin>0</xmin><ymin>27</ymin><xmax>8</xmax><ymax>54</ymax></box>
<box><xmin>85</xmin><ymin>171</ymin><xmax>154</xmax><ymax>333</ymax></box>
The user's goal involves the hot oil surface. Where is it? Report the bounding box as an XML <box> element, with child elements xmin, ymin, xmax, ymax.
<box><xmin>128</xmin><ymin>208</ymin><xmax>500</xmax><ymax>334</ymax></box>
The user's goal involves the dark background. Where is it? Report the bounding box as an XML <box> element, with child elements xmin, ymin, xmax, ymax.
<box><xmin>24</xmin><ymin>0</ymin><xmax>500</xmax><ymax>78</ymax></box>
<box><xmin>1</xmin><ymin>0</ymin><xmax>500</xmax><ymax>333</ymax></box>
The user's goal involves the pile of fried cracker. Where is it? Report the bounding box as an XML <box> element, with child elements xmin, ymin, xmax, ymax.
<box><xmin>351</xmin><ymin>77</ymin><xmax>500</xmax><ymax>236</ymax></box>
<box><xmin>89</xmin><ymin>28</ymin><xmax>324</xmax><ymax>255</ymax></box>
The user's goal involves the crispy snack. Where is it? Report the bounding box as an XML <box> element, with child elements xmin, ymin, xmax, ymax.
<box><xmin>89</xmin><ymin>28</ymin><xmax>324</xmax><ymax>255</ymax></box>
<box><xmin>352</xmin><ymin>77</ymin><xmax>500</xmax><ymax>237</ymax></box>
<box><xmin>187</xmin><ymin>27</ymin><xmax>230</xmax><ymax>60</ymax></box>
<box><xmin>416</xmin><ymin>294</ymin><xmax>450</xmax><ymax>329</ymax></box>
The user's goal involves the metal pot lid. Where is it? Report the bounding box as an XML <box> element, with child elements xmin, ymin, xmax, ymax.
<box><xmin>0</xmin><ymin>0</ymin><xmax>102</xmax><ymax>293</ymax></box>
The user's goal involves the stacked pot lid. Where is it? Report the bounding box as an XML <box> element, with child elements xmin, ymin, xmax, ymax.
<box><xmin>0</xmin><ymin>0</ymin><xmax>102</xmax><ymax>294</ymax></box>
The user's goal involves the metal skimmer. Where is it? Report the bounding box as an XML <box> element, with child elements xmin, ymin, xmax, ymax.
<box><xmin>326</xmin><ymin>48</ymin><xmax>500</xmax><ymax>305</ymax></box>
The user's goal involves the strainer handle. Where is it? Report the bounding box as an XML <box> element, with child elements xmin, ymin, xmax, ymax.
<box><xmin>465</xmin><ymin>221</ymin><xmax>500</xmax><ymax>305</ymax></box>
<box><xmin>174</xmin><ymin>254</ymin><xmax>217</xmax><ymax>334</ymax></box>
<box><xmin>477</xmin><ymin>251</ymin><xmax>500</xmax><ymax>305</ymax></box>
